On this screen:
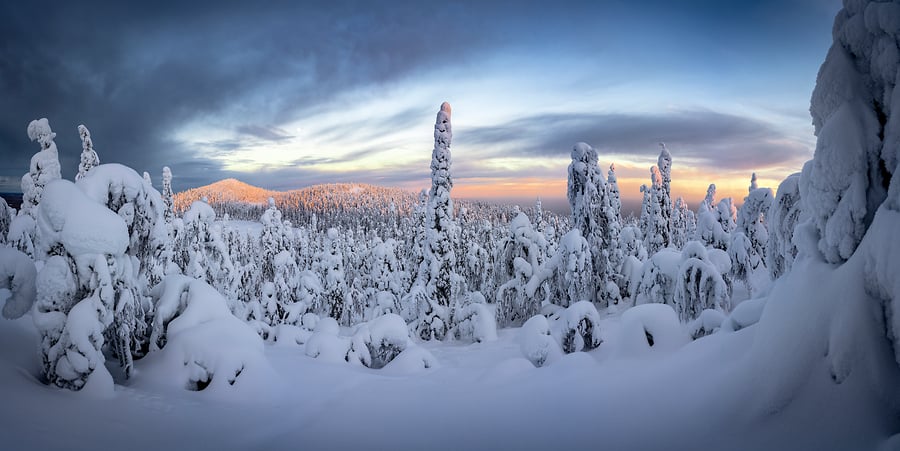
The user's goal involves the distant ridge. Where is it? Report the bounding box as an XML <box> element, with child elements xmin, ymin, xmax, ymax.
<box><xmin>173</xmin><ymin>179</ymin><xmax>421</xmax><ymax>218</ymax></box>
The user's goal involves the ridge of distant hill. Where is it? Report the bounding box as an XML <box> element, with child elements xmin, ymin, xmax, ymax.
<box><xmin>173</xmin><ymin>179</ymin><xmax>423</xmax><ymax>219</ymax></box>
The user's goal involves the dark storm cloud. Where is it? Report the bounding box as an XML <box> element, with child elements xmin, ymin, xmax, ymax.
<box><xmin>0</xmin><ymin>0</ymin><xmax>528</xmax><ymax>190</ymax></box>
<box><xmin>458</xmin><ymin>110</ymin><xmax>812</xmax><ymax>170</ymax></box>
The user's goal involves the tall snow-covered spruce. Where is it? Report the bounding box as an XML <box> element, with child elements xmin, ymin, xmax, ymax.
<box><xmin>415</xmin><ymin>102</ymin><xmax>457</xmax><ymax>340</ymax></box>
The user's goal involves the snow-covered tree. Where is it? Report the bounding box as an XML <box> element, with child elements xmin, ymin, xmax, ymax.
<box><xmin>77</xmin><ymin>164</ymin><xmax>170</xmax><ymax>295</ymax></box>
<box><xmin>674</xmin><ymin>241</ymin><xmax>729</xmax><ymax>322</ymax></box>
<box><xmin>734</xmin><ymin>175</ymin><xmax>774</xmax><ymax>294</ymax></box>
<box><xmin>318</xmin><ymin>228</ymin><xmax>348</xmax><ymax>324</ymax></box>
<box><xmin>567</xmin><ymin>142</ymin><xmax>612</xmax><ymax>302</ymax></box>
<box><xmin>22</xmin><ymin>118</ymin><xmax>62</xmax><ymax>218</ymax></box>
<box><xmin>671</xmin><ymin>197</ymin><xmax>696</xmax><ymax>249</ymax></box>
<box><xmin>33</xmin><ymin>180</ymin><xmax>140</xmax><ymax>390</ymax></box>
<box><xmin>634</xmin><ymin>248</ymin><xmax>681</xmax><ymax>307</ymax></box>
<box><xmin>495</xmin><ymin>212</ymin><xmax>545</xmax><ymax>326</ymax></box>
<box><xmin>657</xmin><ymin>143</ymin><xmax>673</xmax><ymax>246</ymax></box>
<box><xmin>767</xmin><ymin>173</ymin><xmax>802</xmax><ymax>279</ymax></box>
<box><xmin>0</xmin><ymin>196</ymin><xmax>11</xmax><ymax>245</ymax></box>
<box><xmin>550</xmin><ymin>229</ymin><xmax>593</xmax><ymax>307</ymax></box>
<box><xmin>161</xmin><ymin>166</ymin><xmax>175</xmax><ymax>224</ymax></box>
<box><xmin>75</xmin><ymin>124</ymin><xmax>99</xmax><ymax>181</ymax></box>
<box><xmin>413</xmin><ymin>102</ymin><xmax>457</xmax><ymax>340</ymax></box>
<box><xmin>798</xmin><ymin>0</ymin><xmax>900</xmax><ymax>264</ymax></box>
<box><xmin>641</xmin><ymin>166</ymin><xmax>667</xmax><ymax>254</ymax></box>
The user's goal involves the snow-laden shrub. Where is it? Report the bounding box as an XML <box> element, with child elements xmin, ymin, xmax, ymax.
<box><xmin>452</xmin><ymin>293</ymin><xmax>498</xmax><ymax>343</ymax></box>
<box><xmin>550</xmin><ymin>300</ymin><xmax>602</xmax><ymax>353</ymax></box>
<box><xmin>381</xmin><ymin>346</ymin><xmax>439</xmax><ymax>374</ymax></box>
<box><xmin>720</xmin><ymin>297</ymin><xmax>768</xmax><ymax>333</ymax></box>
<box><xmin>0</xmin><ymin>247</ymin><xmax>37</xmax><ymax>320</ymax></box>
<box><xmin>142</xmin><ymin>275</ymin><xmax>276</xmax><ymax>395</ymax></box>
<box><xmin>305</xmin><ymin>317</ymin><xmax>351</xmax><ymax>363</ymax></box>
<box><xmin>687</xmin><ymin>309</ymin><xmax>726</xmax><ymax>340</ymax></box>
<box><xmin>518</xmin><ymin>315</ymin><xmax>562</xmax><ymax>368</ymax></box>
<box><xmin>346</xmin><ymin>313</ymin><xmax>410</xmax><ymax>369</ymax></box>
<box><xmin>614</xmin><ymin>303</ymin><xmax>689</xmax><ymax>358</ymax></box>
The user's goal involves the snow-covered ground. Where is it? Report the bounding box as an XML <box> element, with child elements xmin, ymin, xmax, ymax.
<box><xmin>0</xmin><ymin>273</ymin><xmax>893</xmax><ymax>451</ymax></box>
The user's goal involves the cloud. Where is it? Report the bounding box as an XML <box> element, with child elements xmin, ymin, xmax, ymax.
<box><xmin>236</xmin><ymin>125</ymin><xmax>294</xmax><ymax>142</ymax></box>
<box><xmin>457</xmin><ymin>110</ymin><xmax>813</xmax><ymax>171</ymax></box>
<box><xmin>0</xmin><ymin>0</ymin><xmax>835</xmax><ymax>196</ymax></box>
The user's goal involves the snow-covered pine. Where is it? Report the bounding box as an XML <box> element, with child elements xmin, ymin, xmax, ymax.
<box><xmin>657</xmin><ymin>143</ymin><xmax>674</xmax><ymax>247</ymax></box>
<box><xmin>671</xmin><ymin>197</ymin><xmax>696</xmax><ymax>249</ymax></box>
<box><xmin>75</xmin><ymin>124</ymin><xmax>100</xmax><ymax>181</ymax></box>
<box><xmin>495</xmin><ymin>212</ymin><xmax>544</xmax><ymax>326</ymax></box>
<box><xmin>161</xmin><ymin>166</ymin><xmax>175</xmax><ymax>224</ymax></box>
<box><xmin>33</xmin><ymin>180</ymin><xmax>135</xmax><ymax>390</ymax></box>
<box><xmin>76</xmin><ymin>164</ymin><xmax>170</xmax><ymax>299</ymax></box>
<box><xmin>22</xmin><ymin>118</ymin><xmax>62</xmax><ymax>218</ymax></box>
<box><xmin>673</xmin><ymin>241</ymin><xmax>729</xmax><ymax>322</ymax></box>
<box><xmin>415</xmin><ymin>102</ymin><xmax>457</xmax><ymax>340</ymax></box>
<box><xmin>735</xmin><ymin>174</ymin><xmax>774</xmax><ymax>294</ymax></box>
<box><xmin>642</xmin><ymin>166</ymin><xmax>667</xmax><ymax>254</ymax></box>
<box><xmin>0</xmin><ymin>196</ymin><xmax>11</xmax><ymax>245</ymax></box>
<box><xmin>767</xmin><ymin>173</ymin><xmax>802</xmax><ymax>280</ymax></box>
<box><xmin>800</xmin><ymin>0</ymin><xmax>900</xmax><ymax>263</ymax></box>
<box><xmin>318</xmin><ymin>228</ymin><xmax>348</xmax><ymax>324</ymax></box>
<box><xmin>567</xmin><ymin>142</ymin><xmax>611</xmax><ymax>303</ymax></box>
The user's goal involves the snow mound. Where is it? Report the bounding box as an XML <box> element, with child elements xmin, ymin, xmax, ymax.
<box><xmin>615</xmin><ymin>303</ymin><xmax>689</xmax><ymax>358</ymax></box>
<box><xmin>139</xmin><ymin>276</ymin><xmax>278</xmax><ymax>400</ymax></box>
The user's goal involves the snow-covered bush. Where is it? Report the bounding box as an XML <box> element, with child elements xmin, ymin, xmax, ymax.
<box><xmin>452</xmin><ymin>292</ymin><xmax>498</xmax><ymax>343</ymax></box>
<box><xmin>550</xmin><ymin>300</ymin><xmax>602</xmax><ymax>353</ymax></box>
<box><xmin>141</xmin><ymin>275</ymin><xmax>276</xmax><ymax>395</ymax></box>
<box><xmin>615</xmin><ymin>303</ymin><xmax>689</xmax><ymax>358</ymax></box>
<box><xmin>518</xmin><ymin>315</ymin><xmax>562</xmax><ymax>368</ymax></box>
<box><xmin>720</xmin><ymin>297</ymin><xmax>768</xmax><ymax>333</ymax></box>
<box><xmin>0</xmin><ymin>247</ymin><xmax>37</xmax><ymax>320</ymax></box>
<box><xmin>687</xmin><ymin>309</ymin><xmax>726</xmax><ymax>340</ymax></box>
<box><xmin>305</xmin><ymin>317</ymin><xmax>351</xmax><ymax>363</ymax></box>
<box><xmin>346</xmin><ymin>313</ymin><xmax>410</xmax><ymax>369</ymax></box>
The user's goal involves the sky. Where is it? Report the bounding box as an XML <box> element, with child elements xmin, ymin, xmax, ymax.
<box><xmin>0</xmin><ymin>0</ymin><xmax>843</xmax><ymax>213</ymax></box>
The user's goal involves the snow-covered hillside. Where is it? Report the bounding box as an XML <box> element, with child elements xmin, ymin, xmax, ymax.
<box><xmin>2</xmin><ymin>1</ymin><xmax>900</xmax><ymax>449</ymax></box>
